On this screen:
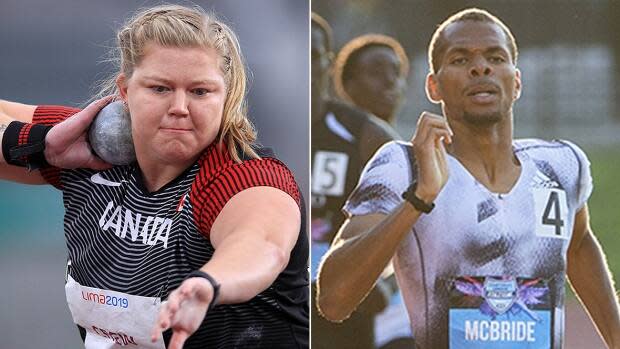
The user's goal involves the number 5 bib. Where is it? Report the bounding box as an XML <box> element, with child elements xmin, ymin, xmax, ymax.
<box><xmin>312</xmin><ymin>151</ymin><xmax>349</xmax><ymax>196</ymax></box>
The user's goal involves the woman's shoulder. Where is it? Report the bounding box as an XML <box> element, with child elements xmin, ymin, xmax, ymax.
<box><xmin>190</xmin><ymin>143</ymin><xmax>301</xmax><ymax>234</ymax></box>
<box><xmin>193</xmin><ymin>143</ymin><xmax>299</xmax><ymax>201</ymax></box>
<box><xmin>196</xmin><ymin>143</ymin><xmax>294</xmax><ymax>179</ymax></box>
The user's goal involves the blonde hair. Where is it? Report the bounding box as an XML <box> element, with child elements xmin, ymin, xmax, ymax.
<box><xmin>332</xmin><ymin>34</ymin><xmax>409</xmax><ymax>104</ymax></box>
<box><xmin>95</xmin><ymin>4</ymin><xmax>257</xmax><ymax>162</ymax></box>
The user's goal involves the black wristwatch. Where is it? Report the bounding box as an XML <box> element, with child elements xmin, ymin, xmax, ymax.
<box><xmin>402</xmin><ymin>180</ymin><xmax>435</xmax><ymax>214</ymax></box>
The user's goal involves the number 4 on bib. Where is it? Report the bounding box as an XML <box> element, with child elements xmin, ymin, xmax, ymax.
<box><xmin>533</xmin><ymin>188</ymin><xmax>569</xmax><ymax>239</ymax></box>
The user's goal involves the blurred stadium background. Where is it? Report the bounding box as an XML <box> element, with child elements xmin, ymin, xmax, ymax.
<box><xmin>0</xmin><ymin>1</ymin><xmax>307</xmax><ymax>348</ymax></box>
<box><xmin>314</xmin><ymin>0</ymin><xmax>619</xmax><ymax>348</ymax></box>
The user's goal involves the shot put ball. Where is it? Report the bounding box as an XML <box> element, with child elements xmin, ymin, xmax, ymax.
<box><xmin>88</xmin><ymin>101</ymin><xmax>136</xmax><ymax>165</ymax></box>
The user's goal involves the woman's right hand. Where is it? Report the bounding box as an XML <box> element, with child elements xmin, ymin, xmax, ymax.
<box><xmin>151</xmin><ymin>276</ymin><xmax>215</xmax><ymax>349</ymax></box>
<box><xmin>410</xmin><ymin>111</ymin><xmax>452</xmax><ymax>203</ymax></box>
<box><xmin>44</xmin><ymin>96</ymin><xmax>113</xmax><ymax>170</ymax></box>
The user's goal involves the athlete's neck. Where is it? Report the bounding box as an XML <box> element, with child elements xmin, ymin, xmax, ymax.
<box><xmin>448</xmin><ymin>114</ymin><xmax>520</xmax><ymax>194</ymax></box>
<box><xmin>137</xmin><ymin>156</ymin><xmax>197</xmax><ymax>193</ymax></box>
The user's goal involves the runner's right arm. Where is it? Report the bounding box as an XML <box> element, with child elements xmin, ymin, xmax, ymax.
<box><xmin>316</xmin><ymin>112</ymin><xmax>452</xmax><ymax>321</ymax></box>
<box><xmin>317</xmin><ymin>204</ymin><xmax>421</xmax><ymax>321</ymax></box>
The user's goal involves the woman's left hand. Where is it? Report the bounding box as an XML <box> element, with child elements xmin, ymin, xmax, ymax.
<box><xmin>44</xmin><ymin>96</ymin><xmax>114</xmax><ymax>170</ymax></box>
<box><xmin>150</xmin><ymin>277</ymin><xmax>215</xmax><ymax>349</ymax></box>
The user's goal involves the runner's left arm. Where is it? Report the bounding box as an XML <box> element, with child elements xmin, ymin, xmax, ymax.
<box><xmin>152</xmin><ymin>186</ymin><xmax>301</xmax><ymax>349</ymax></box>
<box><xmin>567</xmin><ymin>204</ymin><xmax>620</xmax><ymax>348</ymax></box>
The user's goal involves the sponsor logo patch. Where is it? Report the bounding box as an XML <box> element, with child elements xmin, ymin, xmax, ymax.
<box><xmin>483</xmin><ymin>278</ymin><xmax>518</xmax><ymax>314</ymax></box>
<box><xmin>449</xmin><ymin>276</ymin><xmax>552</xmax><ymax>348</ymax></box>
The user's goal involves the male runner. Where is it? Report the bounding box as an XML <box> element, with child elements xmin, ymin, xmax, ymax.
<box><xmin>317</xmin><ymin>8</ymin><xmax>620</xmax><ymax>349</ymax></box>
<box><xmin>311</xmin><ymin>12</ymin><xmax>400</xmax><ymax>349</ymax></box>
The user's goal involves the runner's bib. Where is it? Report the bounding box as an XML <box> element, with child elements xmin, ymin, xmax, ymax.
<box><xmin>449</xmin><ymin>276</ymin><xmax>552</xmax><ymax>349</ymax></box>
<box><xmin>65</xmin><ymin>275</ymin><xmax>166</xmax><ymax>349</ymax></box>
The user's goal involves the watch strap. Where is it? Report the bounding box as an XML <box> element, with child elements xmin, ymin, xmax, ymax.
<box><xmin>402</xmin><ymin>182</ymin><xmax>435</xmax><ymax>214</ymax></box>
<box><xmin>186</xmin><ymin>270</ymin><xmax>221</xmax><ymax>311</ymax></box>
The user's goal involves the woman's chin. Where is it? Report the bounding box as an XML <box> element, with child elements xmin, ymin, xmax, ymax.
<box><xmin>139</xmin><ymin>141</ymin><xmax>202</xmax><ymax>167</ymax></box>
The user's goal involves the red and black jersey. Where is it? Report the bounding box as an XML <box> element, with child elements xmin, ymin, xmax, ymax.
<box><xmin>32</xmin><ymin>105</ymin><xmax>309</xmax><ymax>348</ymax></box>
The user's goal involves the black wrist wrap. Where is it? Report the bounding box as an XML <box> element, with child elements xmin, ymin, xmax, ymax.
<box><xmin>2</xmin><ymin>121</ymin><xmax>52</xmax><ymax>170</ymax></box>
<box><xmin>186</xmin><ymin>270</ymin><xmax>221</xmax><ymax>311</ymax></box>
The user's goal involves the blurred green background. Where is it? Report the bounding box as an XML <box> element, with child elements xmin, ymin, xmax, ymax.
<box><xmin>586</xmin><ymin>146</ymin><xmax>620</xmax><ymax>285</ymax></box>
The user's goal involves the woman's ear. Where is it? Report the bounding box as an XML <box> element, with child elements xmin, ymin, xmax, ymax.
<box><xmin>116</xmin><ymin>74</ymin><xmax>129</xmax><ymax>102</ymax></box>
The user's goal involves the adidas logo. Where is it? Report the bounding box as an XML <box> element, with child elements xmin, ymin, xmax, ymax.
<box><xmin>532</xmin><ymin>170</ymin><xmax>559</xmax><ymax>189</ymax></box>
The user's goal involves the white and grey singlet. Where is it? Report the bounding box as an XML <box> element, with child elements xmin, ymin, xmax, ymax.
<box><xmin>344</xmin><ymin>139</ymin><xmax>592</xmax><ymax>349</ymax></box>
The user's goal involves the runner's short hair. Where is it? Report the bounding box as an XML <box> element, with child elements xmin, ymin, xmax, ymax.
<box><xmin>428</xmin><ymin>8</ymin><xmax>518</xmax><ymax>74</ymax></box>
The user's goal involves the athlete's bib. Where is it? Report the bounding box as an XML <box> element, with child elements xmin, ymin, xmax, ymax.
<box><xmin>65</xmin><ymin>275</ymin><xmax>166</xmax><ymax>349</ymax></box>
<box><xmin>312</xmin><ymin>150</ymin><xmax>349</xmax><ymax>196</ymax></box>
<box><xmin>449</xmin><ymin>276</ymin><xmax>552</xmax><ymax>349</ymax></box>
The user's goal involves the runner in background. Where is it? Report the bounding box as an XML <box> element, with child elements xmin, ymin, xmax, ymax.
<box><xmin>311</xmin><ymin>12</ymin><xmax>400</xmax><ymax>349</ymax></box>
<box><xmin>331</xmin><ymin>33</ymin><xmax>414</xmax><ymax>348</ymax></box>
<box><xmin>332</xmin><ymin>34</ymin><xmax>408</xmax><ymax>126</ymax></box>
